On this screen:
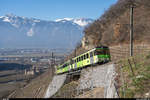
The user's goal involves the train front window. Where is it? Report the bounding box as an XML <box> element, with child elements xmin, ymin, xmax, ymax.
<box><xmin>96</xmin><ymin>49</ymin><xmax>109</xmax><ymax>55</ymax></box>
<box><xmin>96</xmin><ymin>49</ymin><xmax>104</xmax><ymax>55</ymax></box>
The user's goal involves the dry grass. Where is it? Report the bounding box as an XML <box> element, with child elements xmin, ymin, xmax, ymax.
<box><xmin>52</xmin><ymin>81</ymin><xmax>78</xmax><ymax>98</ymax></box>
<box><xmin>76</xmin><ymin>87</ymin><xmax>104</xmax><ymax>98</ymax></box>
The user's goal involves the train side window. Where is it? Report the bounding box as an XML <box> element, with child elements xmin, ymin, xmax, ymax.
<box><xmin>86</xmin><ymin>53</ymin><xmax>89</xmax><ymax>58</ymax></box>
<box><xmin>79</xmin><ymin>57</ymin><xmax>81</xmax><ymax>61</ymax></box>
<box><xmin>84</xmin><ymin>55</ymin><xmax>86</xmax><ymax>59</ymax></box>
<box><xmin>62</xmin><ymin>64</ymin><xmax>66</xmax><ymax>68</ymax></box>
<box><xmin>81</xmin><ymin>56</ymin><xmax>83</xmax><ymax>61</ymax></box>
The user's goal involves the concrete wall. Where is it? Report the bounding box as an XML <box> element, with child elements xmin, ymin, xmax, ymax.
<box><xmin>77</xmin><ymin>63</ymin><xmax>118</xmax><ymax>98</ymax></box>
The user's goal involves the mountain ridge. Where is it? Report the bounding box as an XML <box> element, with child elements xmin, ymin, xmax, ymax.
<box><xmin>0</xmin><ymin>14</ymin><xmax>94</xmax><ymax>49</ymax></box>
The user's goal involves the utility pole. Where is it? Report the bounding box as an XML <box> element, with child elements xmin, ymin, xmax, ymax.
<box><xmin>51</xmin><ymin>52</ymin><xmax>54</xmax><ymax>66</ymax></box>
<box><xmin>130</xmin><ymin>3</ymin><xmax>134</xmax><ymax>56</ymax></box>
<box><xmin>74</xmin><ymin>48</ymin><xmax>76</xmax><ymax>57</ymax></box>
<box><xmin>51</xmin><ymin>52</ymin><xmax>55</xmax><ymax>75</ymax></box>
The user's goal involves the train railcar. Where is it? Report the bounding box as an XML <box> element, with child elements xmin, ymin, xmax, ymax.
<box><xmin>56</xmin><ymin>46</ymin><xmax>111</xmax><ymax>74</ymax></box>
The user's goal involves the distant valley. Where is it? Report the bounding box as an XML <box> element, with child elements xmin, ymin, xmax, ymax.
<box><xmin>0</xmin><ymin>14</ymin><xmax>93</xmax><ymax>49</ymax></box>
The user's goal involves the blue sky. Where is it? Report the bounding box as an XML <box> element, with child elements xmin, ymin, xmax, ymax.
<box><xmin>0</xmin><ymin>0</ymin><xmax>118</xmax><ymax>21</ymax></box>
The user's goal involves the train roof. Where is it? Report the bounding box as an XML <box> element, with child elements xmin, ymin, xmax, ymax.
<box><xmin>96</xmin><ymin>46</ymin><xmax>109</xmax><ymax>49</ymax></box>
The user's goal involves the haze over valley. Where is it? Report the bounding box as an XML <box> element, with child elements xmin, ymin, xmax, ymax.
<box><xmin>0</xmin><ymin>14</ymin><xmax>93</xmax><ymax>49</ymax></box>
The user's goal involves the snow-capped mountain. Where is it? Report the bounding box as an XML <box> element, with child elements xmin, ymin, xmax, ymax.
<box><xmin>55</xmin><ymin>17</ymin><xmax>93</xmax><ymax>27</ymax></box>
<box><xmin>0</xmin><ymin>14</ymin><xmax>94</xmax><ymax>49</ymax></box>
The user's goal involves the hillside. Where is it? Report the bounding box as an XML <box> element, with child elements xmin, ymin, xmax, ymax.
<box><xmin>46</xmin><ymin>0</ymin><xmax>150</xmax><ymax>98</ymax></box>
<box><xmin>81</xmin><ymin>0</ymin><xmax>150</xmax><ymax>50</ymax></box>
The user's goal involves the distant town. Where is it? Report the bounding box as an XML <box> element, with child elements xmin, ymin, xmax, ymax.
<box><xmin>0</xmin><ymin>48</ymin><xmax>68</xmax><ymax>98</ymax></box>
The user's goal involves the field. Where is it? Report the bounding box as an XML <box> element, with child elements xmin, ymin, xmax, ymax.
<box><xmin>0</xmin><ymin>70</ymin><xmax>33</xmax><ymax>98</ymax></box>
<box><xmin>0</xmin><ymin>62</ymin><xmax>50</xmax><ymax>98</ymax></box>
<box><xmin>8</xmin><ymin>67</ymin><xmax>54</xmax><ymax>98</ymax></box>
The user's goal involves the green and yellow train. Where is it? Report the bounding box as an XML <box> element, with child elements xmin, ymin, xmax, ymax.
<box><xmin>55</xmin><ymin>46</ymin><xmax>111</xmax><ymax>74</ymax></box>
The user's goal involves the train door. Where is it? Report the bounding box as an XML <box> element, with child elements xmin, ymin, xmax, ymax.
<box><xmin>75</xmin><ymin>58</ymin><xmax>77</xmax><ymax>69</ymax></box>
<box><xmin>90</xmin><ymin>52</ymin><xmax>94</xmax><ymax>65</ymax></box>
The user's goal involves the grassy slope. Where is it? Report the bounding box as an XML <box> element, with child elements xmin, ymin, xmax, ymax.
<box><xmin>116</xmin><ymin>52</ymin><xmax>150</xmax><ymax>98</ymax></box>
